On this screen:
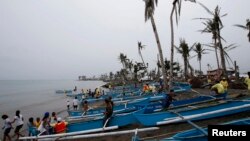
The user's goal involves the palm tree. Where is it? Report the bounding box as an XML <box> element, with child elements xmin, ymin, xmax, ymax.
<box><xmin>143</xmin><ymin>0</ymin><xmax>168</xmax><ymax>91</ymax></box>
<box><xmin>137</xmin><ymin>41</ymin><xmax>147</xmax><ymax>69</ymax></box>
<box><xmin>193</xmin><ymin>43</ymin><xmax>208</xmax><ymax>75</ymax></box>
<box><xmin>175</xmin><ymin>39</ymin><xmax>195</xmax><ymax>80</ymax></box>
<box><xmin>199</xmin><ymin>19</ymin><xmax>220</xmax><ymax>69</ymax></box>
<box><xmin>118</xmin><ymin>53</ymin><xmax>127</xmax><ymax>69</ymax></box>
<box><xmin>205</xmin><ymin>43</ymin><xmax>237</xmax><ymax>70</ymax></box>
<box><xmin>198</xmin><ymin>3</ymin><xmax>227</xmax><ymax>77</ymax></box>
<box><xmin>223</xmin><ymin>44</ymin><xmax>238</xmax><ymax>66</ymax></box>
<box><xmin>169</xmin><ymin>0</ymin><xmax>196</xmax><ymax>88</ymax></box>
<box><xmin>234</xmin><ymin>19</ymin><xmax>250</xmax><ymax>42</ymax></box>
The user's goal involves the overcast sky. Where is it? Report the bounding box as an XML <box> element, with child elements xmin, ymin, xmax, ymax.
<box><xmin>1</xmin><ymin>0</ymin><xmax>249</xmax><ymax>80</ymax></box>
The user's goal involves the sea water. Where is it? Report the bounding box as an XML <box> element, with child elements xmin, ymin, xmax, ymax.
<box><xmin>0</xmin><ymin>80</ymin><xmax>106</xmax><ymax>138</ymax></box>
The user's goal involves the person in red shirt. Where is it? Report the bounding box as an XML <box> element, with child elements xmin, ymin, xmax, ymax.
<box><xmin>54</xmin><ymin>117</ymin><xmax>67</xmax><ymax>134</ymax></box>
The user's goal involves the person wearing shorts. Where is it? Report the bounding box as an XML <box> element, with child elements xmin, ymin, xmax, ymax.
<box><xmin>2</xmin><ymin>114</ymin><xmax>12</xmax><ymax>141</ymax></box>
<box><xmin>12</xmin><ymin>110</ymin><xmax>24</xmax><ymax>139</ymax></box>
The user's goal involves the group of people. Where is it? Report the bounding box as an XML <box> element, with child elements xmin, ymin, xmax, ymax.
<box><xmin>142</xmin><ymin>83</ymin><xmax>157</xmax><ymax>93</ymax></box>
<box><xmin>35</xmin><ymin>112</ymin><xmax>67</xmax><ymax>136</ymax></box>
<box><xmin>66</xmin><ymin>96</ymin><xmax>80</xmax><ymax>110</ymax></box>
<box><xmin>1</xmin><ymin>111</ymin><xmax>67</xmax><ymax>141</ymax></box>
<box><xmin>1</xmin><ymin>110</ymin><xmax>24</xmax><ymax>141</ymax></box>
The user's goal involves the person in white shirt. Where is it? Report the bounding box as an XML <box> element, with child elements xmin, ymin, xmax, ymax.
<box><xmin>12</xmin><ymin>110</ymin><xmax>24</xmax><ymax>139</ymax></box>
<box><xmin>2</xmin><ymin>114</ymin><xmax>12</xmax><ymax>141</ymax></box>
<box><xmin>73</xmin><ymin>97</ymin><xmax>79</xmax><ymax>110</ymax></box>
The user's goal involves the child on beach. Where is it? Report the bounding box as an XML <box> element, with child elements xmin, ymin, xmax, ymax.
<box><xmin>67</xmin><ymin>100</ymin><xmax>70</xmax><ymax>110</ymax></box>
<box><xmin>2</xmin><ymin>114</ymin><xmax>12</xmax><ymax>141</ymax></box>
<box><xmin>12</xmin><ymin>110</ymin><xmax>24</xmax><ymax>139</ymax></box>
<box><xmin>27</xmin><ymin>117</ymin><xmax>38</xmax><ymax>136</ymax></box>
<box><xmin>38</xmin><ymin>112</ymin><xmax>50</xmax><ymax>135</ymax></box>
<box><xmin>34</xmin><ymin>117</ymin><xmax>41</xmax><ymax>128</ymax></box>
<box><xmin>82</xmin><ymin>101</ymin><xmax>89</xmax><ymax>115</ymax></box>
<box><xmin>49</xmin><ymin>112</ymin><xmax>57</xmax><ymax>125</ymax></box>
<box><xmin>73</xmin><ymin>97</ymin><xmax>79</xmax><ymax>110</ymax></box>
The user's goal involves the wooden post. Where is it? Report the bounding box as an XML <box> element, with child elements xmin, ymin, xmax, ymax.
<box><xmin>234</xmin><ymin>61</ymin><xmax>239</xmax><ymax>81</ymax></box>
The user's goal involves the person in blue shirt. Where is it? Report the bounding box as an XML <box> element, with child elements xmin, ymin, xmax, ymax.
<box><xmin>162</xmin><ymin>89</ymin><xmax>176</xmax><ymax>110</ymax></box>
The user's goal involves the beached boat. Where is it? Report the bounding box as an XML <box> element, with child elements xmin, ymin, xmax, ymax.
<box><xmin>67</xmin><ymin>109</ymin><xmax>140</xmax><ymax>132</ymax></box>
<box><xmin>161</xmin><ymin>117</ymin><xmax>250</xmax><ymax>141</ymax></box>
<box><xmin>55</xmin><ymin>89</ymin><xmax>72</xmax><ymax>94</ymax></box>
<box><xmin>134</xmin><ymin>99</ymin><xmax>250</xmax><ymax>126</ymax></box>
<box><xmin>67</xmin><ymin>107</ymin><xmax>137</xmax><ymax>122</ymax></box>
<box><xmin>67</xmin><ymin>97</ymin><xmax>150</xmax><ymax>117</ymax></box>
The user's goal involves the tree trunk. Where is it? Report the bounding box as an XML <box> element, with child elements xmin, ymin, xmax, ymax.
<box><xmin>199</xmin><ymin>59</ymin><xmax>202</xmax><ymax>76</ymax></box>
<box><xmin>214</xmin><ymin>38</ymin><xmax>220</xmax><ymax>69</ymax></box>
<box><xmin>150</xmin><ymin>16</ymin><xmax>168</xmax><ymax>91</ymax></box>
<box><xmin>140</xmin><ymin>52</ymin><xmax>149</xmax><ymax>78</ymax></box>
<box><xmin>184</xmin><ymin>58</ymin><xmax>188</xmax><ymax>80</ymax></box>
<box><xmin>218</xmin><ymin>31</ymin><xmax>227</xmax><ymax>78</ymax></box>
<box><xmin>169</xmin><ymin>3</ymin><xmax>176</xmax><ymax>90</ymax></box>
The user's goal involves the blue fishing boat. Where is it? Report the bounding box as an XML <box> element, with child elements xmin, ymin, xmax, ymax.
<box><xmin>134</xmin><ymin>99</ymin><xmax>250</xmax><ymax>126</ymax></box>
<box><xmin>161</xmin><ymin>117</ymin><xmax>250</xmax><ymax>141</ymax></box>
<box><xmin>68</xmin><ymin>97</ymin><xmax>150</xmax><ymax>117</ymax></box>
<box><xmin>67</xmin><ymin>109</ymin><xmax>140</xmax><ymax>132</ymax></box>
<box><xmin>55</xmin><ymin>89</ymin><xmax>72</xmax><ymax>94</ymax></box>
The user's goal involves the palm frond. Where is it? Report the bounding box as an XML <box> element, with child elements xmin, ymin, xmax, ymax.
<box><xmin>197</xmin><ymin>2</ymin><xmax>213</xmax><ymax>15</ymax></box>
<box><xmin>234</xmin><ymin>24</ymin><xmax>247</xmax><ymax>30</ymax></box>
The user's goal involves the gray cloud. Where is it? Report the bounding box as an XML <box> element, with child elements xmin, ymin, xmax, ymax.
<box><xmin>0</xmin><ymin>0</ymin><xmax>249</xmax><ymax>80</ymax></box>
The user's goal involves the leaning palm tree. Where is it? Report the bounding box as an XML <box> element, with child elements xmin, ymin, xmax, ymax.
<box><xmin>169</xmin><ymin>0</ymin><xmax>196</xmax><ymax>88</ymax></box>
<box><xmin>234</xmin><ymin>19</ymin><xmax>250</xmax><ymax>42</ymax></box>
<box><xmin>175</xmin><ymin>39</ymin><xmax>195</xmax><ymax>80</ymax></box>
<box><xmin>198</xmin><ymin>3</ymin><xmax>227</xmax><ymax>77</ymax></box>
<box><xmin>193</xmin><ymin>43</ymin><xmax>208</xmax><ymax>75</ymax></box>
<box><xmin>143</xmin><ymin>0</ymin><xmax>168</xmax><ymax>91</ymax></box>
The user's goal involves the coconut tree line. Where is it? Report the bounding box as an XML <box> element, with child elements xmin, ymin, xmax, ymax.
<box><xmin>104</xmin><ymin>1</ymin><xmax>244</xmax><ymax>87</ymax></box>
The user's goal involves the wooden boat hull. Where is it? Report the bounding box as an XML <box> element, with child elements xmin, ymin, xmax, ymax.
<box><xmin>68</xmin><ymin>98</ymin><xmax>150</xmax><ymax>117</ymax></box>
<box><xmin>134</xmin><ymin>100</ymin><xmax>250</xmax><ymax>126</ymax></box>
<box><xmin>67</xmin><ymin>111</ymin><xmax>138</xmax><ymax>132</ymax></box>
